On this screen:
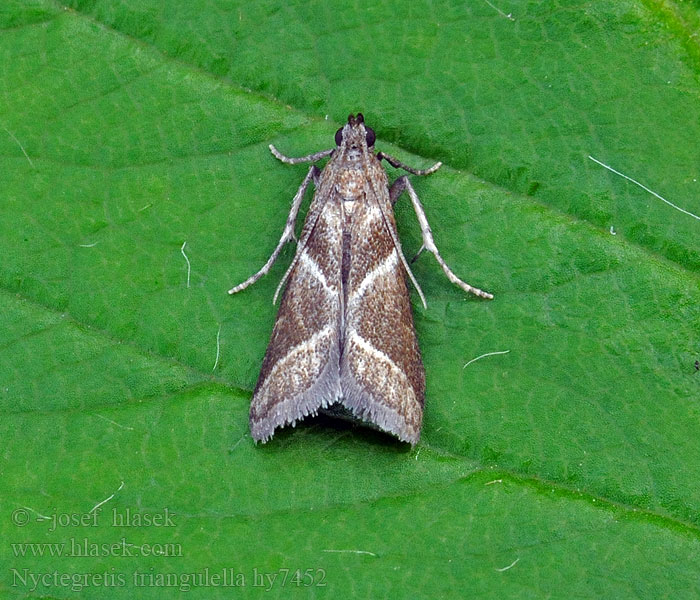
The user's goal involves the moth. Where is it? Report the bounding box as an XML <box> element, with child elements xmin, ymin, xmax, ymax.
<box><xmin>229</xmin><ymin>113</ymin><xmax>492</xmax><ymax>444</ymax></box>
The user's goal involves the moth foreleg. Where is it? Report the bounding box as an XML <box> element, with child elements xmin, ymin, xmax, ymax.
<box><xmin>390</xmin><ymin>175</ymin><xmax>494</xmax><ymax>300</ymax></box>
<box><xmin>228</xmin><ymin>165</ymin><xmax>320</xmax><ymax>295</ymax></box>
<box><xmin>378</xmin><ymin>152</ymin><xmax>442</xmax><ymax>177</ymax></box>
<box><xmin>269</xmin><ymin>144</ymin><xmax>334</xmax><ymax>165</ymax></box>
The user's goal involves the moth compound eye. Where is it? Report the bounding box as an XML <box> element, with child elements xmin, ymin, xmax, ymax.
<box><xmin>365</xmin><ymin>127</ymin><xmax>376</xmax><ymax>147</ymax></box>
<box><xmin>335</xmin><ymin>128</ymin><xmax>343</xmax><ymax>146</ymax></box>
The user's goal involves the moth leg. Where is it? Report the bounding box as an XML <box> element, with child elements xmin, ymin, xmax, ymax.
<box><xmin>228</xmin><ymin>165</ymin><xmax>320</xmax><ymax>295</ymax></box>
<box><xmin>378</xmin><ymin>152</ymin><xmax>442</xmax><ymax>177</ymax></box>
<box><xmin>410</xmin><ymin>245</ymin><xmax>426</xmax><ymax>264</ymax></box>
<box><xmin>390</xmin><ymin>180</ymin><xmax>426</xmax><ymax>261</ymax></box>
<box><xmin>390</xmin><ymin>175</ymin><xmax>494</xmax><ymax>300</ymax></box>
<box><xmin>269</xmin><ymin>144</ymin><xmax>334</xmax><ymax>165</ymax></box>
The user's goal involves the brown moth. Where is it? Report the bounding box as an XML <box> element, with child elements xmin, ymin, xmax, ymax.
<box><xmin>229</xmin><ymin>113</ymin><xmax>492</xmax><ymax>444</ymax></box>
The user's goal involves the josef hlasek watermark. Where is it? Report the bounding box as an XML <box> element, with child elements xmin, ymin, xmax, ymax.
<box><xmin>11</xmin><ymin>506</ymin><xmax>176</xmax><ymax>531</ymax></box>
<box><xmin>9</xmin><ymin>503</ymin><xmax>329</xmax><ymax>591</ymax></box>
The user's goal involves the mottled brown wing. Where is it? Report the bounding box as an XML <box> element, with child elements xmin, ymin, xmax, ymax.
<box><xmin>339</xmin><ymin>185</ymin><xmax>425</xmax><ymax>444</ymax></box>
<box><xmin>249</xmin><ymin>192</ymin><xmax>343</xmax><ymax>442</ymax></box>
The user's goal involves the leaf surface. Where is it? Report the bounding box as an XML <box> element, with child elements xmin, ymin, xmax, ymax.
<box><xmin>1</xmin><ymin>1</ymin><xmax>699</xmax><ymax>597</ymax></box>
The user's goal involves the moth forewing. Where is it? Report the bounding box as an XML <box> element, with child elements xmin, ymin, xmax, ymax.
<box><xmin>339</xmin><ymin>174</ymin><xmax>425</xmax><ymax>443</ymax></box>
<box><xmin>249</xmin><ymin>187</ymin><xmax>344</xmax><ymax>443</ymax></box>
<box><xmin>229</xmin><ymin>113</ymin><xmax>492</xmax><ymax>445</ymax></box>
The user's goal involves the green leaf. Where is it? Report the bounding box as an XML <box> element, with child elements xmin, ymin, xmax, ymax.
<box><xmin>1</xmin><ymin>0</ymin><xmax>699</xmax><ymax>598</ymax></box>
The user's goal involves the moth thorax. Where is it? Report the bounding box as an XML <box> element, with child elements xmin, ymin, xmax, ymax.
<box><xmin>338</xmin><ymin>169</ymin><xmax>365</xmax><ymax>205</ymax></box>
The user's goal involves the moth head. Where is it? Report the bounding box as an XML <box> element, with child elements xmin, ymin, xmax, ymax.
<box><xmin>335</xmin><ymin>113</ymin><xmax>376</xmax><ymax>151</ymax></box>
